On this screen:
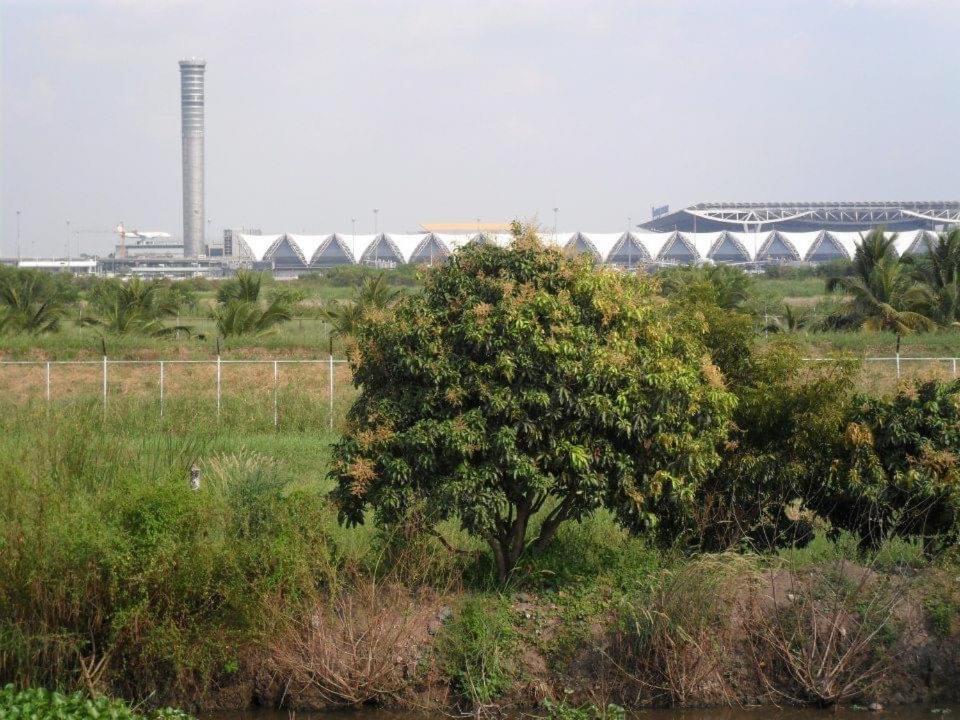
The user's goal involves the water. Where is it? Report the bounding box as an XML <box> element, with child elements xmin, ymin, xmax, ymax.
<box><xmin>205</xmin><ymin>706</ymin><xmax>956</xmax><ymax>720</ymax></box>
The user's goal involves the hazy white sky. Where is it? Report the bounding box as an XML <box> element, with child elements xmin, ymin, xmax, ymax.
<box><xmin>2</xmin><ymin>0</ymin><xmax>958</xmax><ymax>256</ymax></box>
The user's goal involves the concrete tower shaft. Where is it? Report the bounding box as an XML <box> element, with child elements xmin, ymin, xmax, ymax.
<box><xmin>179</xmin><ymin>59</ymin><xmax>206</xmax><ymax>258</ymax></box>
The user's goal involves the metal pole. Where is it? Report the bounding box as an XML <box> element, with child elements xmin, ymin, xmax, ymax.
<box><xmin>159</xmin><ymin>361</ymin><xmax>165</xmax><ymax>420</ymax></box>
<box><xmin>895</xmin><ymin>353</ymin><xmax>901</xmax><ymax>379</ymax></box>
<box><xmin>328</xmin><ymin>354</ymin><xmax>334</xmax><ymax>431</ymax></box>
<box><xmin>953</xmin><ymin>358</ymin><xmax>957</xmax><ymax>378</ymax></box>
<box><xmin>216</xmin><ymin>355</ymin><xmax>221</xmax><ymax>419</ymax></box>
<box><xmin>45</xmin><ymin>361</ymin><xmax>50</xmax><ymax>403</ymax></box>
<box><xmin>102</xmin><ymin>355</ymin><xmax>107</xmax><ymax>416</ymax></box>
<box><xmin>273</xmin><ymin>360</ymin><xmax>279</xmax><ymax>428</ymax></box>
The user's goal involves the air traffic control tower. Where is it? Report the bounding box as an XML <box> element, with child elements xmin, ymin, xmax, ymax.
<box><xmin>179</xmin><ymin>58</ymin><xmax>206</xmax><ymax>257</ymax></box>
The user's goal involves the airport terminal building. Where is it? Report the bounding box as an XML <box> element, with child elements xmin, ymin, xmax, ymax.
<box><xmin>232</xmin><ymin>201</ymin><xmax>958</xmax><ymax>275</ymax></box>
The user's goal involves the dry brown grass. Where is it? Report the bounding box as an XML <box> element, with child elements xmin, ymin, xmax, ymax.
<box><xmin>265</xmin><ymin>579</ymin><xmax>439</xmax><ymax>708</ymax></box>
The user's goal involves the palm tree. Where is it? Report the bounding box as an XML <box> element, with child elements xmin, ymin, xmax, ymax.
<box><xmin>213</xmin><ymin>297</ymin><xmax>292</xmax><ymax>337</ymax></box>
<box><xmin>212</xmin><ymin>271</ymin><xmax>293</xmax><ymax>337</ymax></box>
<box><xmin>0</xmin><ymin>268</ymin><xmax>64</xmax><ymax>334</ymax></box>
<box><xmin>765</xmin><ymin>303</ymin><xmax>808</xmax><ymax>334</ymax></box>
<box><xmin>217</xmin><ymin>270</ymin><xmax>264</xmax><ymax>304</ymax></box>
<box><xmin>905</xmin><ymin>228</ymin><xmax>960</xmax><ymax>326</ymax></box>
<box><xmin>825</xmin><ymin>229</ymin><xmax>934</xmax><ymax>333</ymax></box>
<box><xmin>87</xmin><ymin>278</ymin><xmax>189</xmax><ymax>335</ymax></box>
<box><xmin>322</xmin><ymin>273</ymin><xmax>401</xmax><ymax>339</ymax></box>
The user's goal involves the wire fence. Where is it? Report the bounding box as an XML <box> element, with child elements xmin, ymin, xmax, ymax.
<box><xmin>0</xmin><ymin>357</ymin><xmax>349</xmax><ymax>429</ymax></box>
<box><xmin>0</xmin><ymin>356</ymin><xmax>957</xmax><ymax>428</ymax></box>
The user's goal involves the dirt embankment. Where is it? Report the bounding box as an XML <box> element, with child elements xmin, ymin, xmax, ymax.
<box><xmin>187</xmin><ymin>560</ymin><xmax>960</xmax><ymax>713</ymax></box>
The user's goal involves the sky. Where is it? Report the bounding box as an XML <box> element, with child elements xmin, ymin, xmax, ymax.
<box><xmin>1</xmin><ymin>0</ymin><xmax>958</xmax><ymax>257</ymax></box>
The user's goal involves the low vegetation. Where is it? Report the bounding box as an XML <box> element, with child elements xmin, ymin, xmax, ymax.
<box><xmin>0</xmin><ymin>686</ymin><xmax>194</xmax><ymax>720</ymax></box>
<box><xmin>1</xmin><ymin>225</ymin><xmax>958</xmax><ymax>714</ymax></box>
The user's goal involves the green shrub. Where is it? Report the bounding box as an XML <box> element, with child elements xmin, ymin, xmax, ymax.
<box><xmin>438</xmin><ymin>596</ymin><xmax>518</xmax><ymax>706</ymax></box>
<box><xmin>0</xmin><ymin>685</ymin><xmax>192</xmax><ymax>720</ymax></box>
<box><xmin>694</xmin><ymin>340</ymin><xmax>859</xmax><ymax>551</ymax></box>
<box><xmin>813</xmin><ymin>379</ymin><xmax>960</xmax><ymax>550</ymax></box>
<box><xmin>331</xmin><ymin>229</ymin><xmax>735</xmax><ymax>582</ymax></box>
<box><xmin>0</xmin><ymin>405</ymin><xmax>335</xmax><ymax>699</ymax></box>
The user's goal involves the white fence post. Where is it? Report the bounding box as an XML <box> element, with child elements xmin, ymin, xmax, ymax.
<box><xmin>45</xmin><ymin>361</ymin><xmax>51</xmax><ymax>403</ymax></box>
<box><xmin>328</xmin><ymin>354</ymin><xmax>334</xmax><ymax>431</ymax></box>
<box><xmin>895</xmin><ymin>352</ymin><xmax>901</xmax><ymax>379</ymax></box>
<box><xmin>102</xmin><ymin>356</ymin><xmax>108</xmax><ymax>417</ymax></box>
<box><xmin>159</xmin><ymin>361</ymin><xmax>165</xmax><ymax>420</ymax></box>
<box><xmin>273</xmin><ymin>360</ymin><xmax>279</xmax><ymax>428</ymax></box>
<box><xmin>216</xmin><ymin>355</ymin><xmax>222</xmax><ymax>420</ymax></box>
<box><xmin>953</xmin><ymin>358</ymin><xmax>957</xmax><ymax>378</ymax></box>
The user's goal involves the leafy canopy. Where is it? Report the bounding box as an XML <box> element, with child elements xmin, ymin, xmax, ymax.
<box><xmin>212</xmin><ymin>270</ymin><xmax>293</xmax><ymax>337</ymax></box>
<box><xmin>825</xmin><ymin>229</ymin><xmax>934</xmax><ymax>333</ymax></box>
<box><xmin>86</xmin><ymin>277</ymin><xmax>189</xmax><ymax>336</ymax></box>
<box><xmin>0</xmin><ymin>267</ymin><xmax>67</xmax><ymax>335</ymax></box>
<box><xmin>330</xmin><ymin>232</ymin><xmax>734</xmax><ymax>582</ymax></box>
<box><xmin>813</xmin><ymin>378</ymin><xmax>960</xmax><ymax>551</ymax></box>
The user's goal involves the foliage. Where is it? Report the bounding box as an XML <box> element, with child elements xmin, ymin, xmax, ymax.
<box><xmin>542</xmin><ymin>699</ymin><xmax>626</xmax><ymax>720</ymax></box>
<box><xmin>693</xmin><ymin>341</ymin><xmax>859</xmax><ymax>551</ymax></box>
<box><xmin>0</xmin><ymin>685</ymin><xmax>193</xmax><ymax>720</ymax></box>
<box><xmin>216</xmin><ymin>270</ymin><xmax>265</xmax><ymax>304</ymax></box>
<box><xmin>301</xmin><ymin>263</ymin><xmax>422</xmax><ymax>288</ymax></box>
<box><xmin>905</xmin><ymin>228</ymin><xmax>960</xmax><ymax>326</ymax></box>
<box><xmin>764</xmin><ymin>304</ymin><xmax>809</xmax><ymax>333</ymax></box>
<box><xmin>330</xmin><ymin>233</ymin><xmax>734</xmax><ymax>581</ymax></box>
<box><xmin>825</xmin><ymin>230</ymin><xmax>934</xmax><ymax>333</ymax></box>
<box><xmin>0</xmin><ymin>268</ymin><xmax>67</xmax><ymax>334</ymax></box>
<box><xmin>322</xmin><ymin>273</ymin><xmax>401</xmax><ymax>339</ymax></box>
<box><xmin>86</xmin><ymin>278</ymin><xmax>189</xmax><ymax>336</ymax></box>
<box><xmin>212</xmin><ymin>271</ymin><xmax>293</xmax><ymax>337</ymax></box>
<box><xmin>438</xmin><ymin>596</ymin><xmax>517</xmax><ymax>706</ymax></box>
<box><xmin>0</xmin><ymin>406</ymin><xmax>335</xmax><ymax>698</ymax></box>
<box><xmin>657</xmin><ymin>264</ymin><xmax>752</xmax><ymax>310</ymax></box>
<box><xmin>813</xmin><ymin>379</ymin><xmax>960</xmax><ymax>550</ymax></box>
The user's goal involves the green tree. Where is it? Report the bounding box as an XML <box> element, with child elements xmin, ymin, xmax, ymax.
<box><xmin>813</xmin><ymin>379</ymin><xmax>960</xmax><ymax>552</ymax></box>
<box><xmin>87</xmin><ymin>278</ymin><xmax>188</xmax><ymax>335</ymax></box>
<box><xmin>322</xmin><ymin>273</ymin><xmax>401</xmax><ymax>339</ymax></box>
<box><xmin>906</xmin><ymin>228</ymin><xmax>960</xmax><ymax>326</ymax></box>
<box><xmin>694</xmin><ymin>340</ymin><xmax>858</xmax><ymax>550</ymax></box>
<box><xmin>764</xmin><ymin>304</ymin><xmax>808</xmax><ymax>334</ymax></box>
<box><xmin>330</xmin><ymin>233</ymin><xmax>734</xmax><ymax>582</ymax></box>
<box><xmin>212</xmin><ymin>271</ymin><xmax>292</xmax><ymax>337</ymax></box>
<box><xmin>657</xmin><ymin>264</ymin><xmax>752</xmax><ymax>311</ymax></box>
<box><xmin>825</xmin><ymin>229</ymin><xmax>934</xmax><ymax>333</ymax></box>
<box><xmin>0</xmin><ymin>268</ymin><xmax>65</xmax><ymax>334</ymax></box>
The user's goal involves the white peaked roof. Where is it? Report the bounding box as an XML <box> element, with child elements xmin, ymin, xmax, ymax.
<box><xmin>687</xmin><ymin>232</ymin><xmax>723</xmax><ymax>261</ymax></box>
<box><xmin>287</xmin><ymin>234</ymin><xmax>331</xmax><ymax>264</ymax></box>
<box><xmin>716</xmin><ymin>232</ymin><xmax>758</xmax><ymax>262</ymax></box>
<box><xmin>542</xmin><ymin>232</ymin><xmax>573</xmax><ymax>248</ymax></box>
<box><xmin>239</xmin><ymin>233</ymin><xmax>283</xmax><ymax>262</ymax></box>
<box><xmin>784</xmin><ymin>232</ymin><xmax>821</xmax><ymax>260</ymax></box>
<box><xmin>351</xmin><ymin>234</ymin><xmax>380</xmax><ymax>260</ymax></box>
<box><xmin>826</xmin><ymin>232</ymin><xmax>861</xmax><ymax>259</ymax></box>
<box><xmin>435</xmin><ymin>234</ymin><xmax>472</xmax><ymax>252</ymax></box>
<box><xmin>384</xmin><ymin>234</ymin><xmax>429</xmax><ymax>263</ymax></box>
<box><xmin>905</xmin><ymin>230</ymin><xmax>937</xmax><ymax>254</ymax></box>
<box><xmin>638</xmin><ymin>232</ymin><xmax>672</xmax><ymax>259</ymax></box>
<box><xmin>237</xmin><ymin>228</ymin><xmax>942</xmax><ymax>267</ymax></box>
<box><xmin>892</xmin><ymin>230</ymin><xmax>923</xmax><ymax>256</ymax></box>
<box><xmin>582</xmin><ymin>233</ymin><xmax>623</xmax><ymax>261</ymax></box>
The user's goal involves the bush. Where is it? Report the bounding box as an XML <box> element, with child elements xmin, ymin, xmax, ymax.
<box><xmin>0</xmin><ymin>409</ymin><xmax>335</xmax><ymax>699</ymax></box>
<box><xmin>437</xmin><ymin>596</ymin><xmax>517</xmax><ymax>706</ymax></box>
<box><xmin>693</xmin><ymin>341</ymin><xmax>859</xmax><ymax>550</ymax></box>
<box><xmin>0</xmin><ymin>685</ymin><xmax>193</xmax><ymax>720</ymax></box>
<box><xmin>814</xmin><ymin>379</ymin><xmax>960</xmax><ymax>551</ymax></box>
<box><xmin>330</xmin><ymin>232</ymin><xmax>734</xmax><ymax>581</ymax></box>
